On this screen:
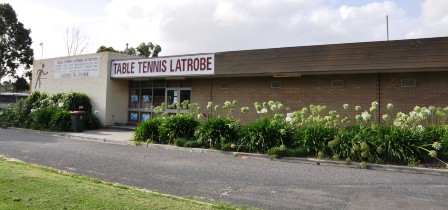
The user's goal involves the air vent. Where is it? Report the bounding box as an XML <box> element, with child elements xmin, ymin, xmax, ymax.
<box><xmin>271</xmin><ymin>81</ymin><xmax>282</xmax><ymax>88</ymax></box>
<box><xmin>401</xmin><ymin>79</ymin><xmax>416</xmax><ymax>88</ymax></box>
<box><xmin>219</xmin><ymin>82</ymin><xmax>229</xmax><ymax>89</ymax></box>
<box><xmin>331</xmin><ymin>80</ymin><xmax>344</xmax><ymax>88</ymax></box>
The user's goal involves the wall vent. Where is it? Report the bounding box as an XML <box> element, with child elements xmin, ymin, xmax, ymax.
<box><xmin>271</xmin><ymin>81</ymin><xmax>282</xmax><ymax>88</ymax></box>
<box><xmin>401</xmin><ymin>79</ymin><xmax>416</xmax><ymax>88</ymax></box>
<box><xmin>331</xmin><ymin>80</ymin><xmax>344</xmax><ymax>88</ymax></box>
<box><xmin>219</xmin><ymin>82</ymin><xmax>229</xmax><ymax>89</ymax></box>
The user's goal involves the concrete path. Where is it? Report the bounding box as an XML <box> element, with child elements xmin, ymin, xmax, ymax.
<box><xmin>1</xmin><ymin>128</ymin><xmax>448</xmax><ymax>209</ymax></box>
<box><xmin>65</xmin><ymin>129</ymin><xmax>134</xmax><ymax>143</ymax></box>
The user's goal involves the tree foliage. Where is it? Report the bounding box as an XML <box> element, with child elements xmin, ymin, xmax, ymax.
<box><xmin>0</xmin><ymin>3</ymin><xmax>34</xmax><ymax>80</ymax></box>
<box><xmin>96</xmin><ymin>46</ymin><xmax>118</xmax><ymax>53</ymax></box>
<box><xmin>136</xmin><ymin>42</ymin><xmax>161</xmax><ymax>57</ymax></box>
<box><xmin>13</xmin><ymin>76</ymin><xmax>29</xmax><ymax>92</ymax></box>
<box><xmin>96</xmin><ymin>42</ymin><xmax>161</xmax><ymax>57</ymax></box>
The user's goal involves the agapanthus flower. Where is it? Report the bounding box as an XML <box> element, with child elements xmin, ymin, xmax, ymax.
<box><xmin>386</xmin><ymin>103</ymin><xmax>394</xmax><ymax>110</ymax></box>
<box><xmin>355</xmin><ymin>106</ymin><xmax>361</xmax><ymax>111</ymax></box>
<box><xmin>342</xmin><ymin>104</ymin><xmax>349</xmax><ymax>110</ymax></box>
<box><xmin>207</xmin><ymin>102</ymin><xmax>213</xmax><ymax>109</ymax></box>
<box><xmin>241</xmin><ymin>107</ymin><xmax>249</xmax><ymax>113</ymax></box>
<box><xmin>416</xmin><ymin>125</ymin><xmax>424</xmax><ymax>132</ymax></box>
<box><xmin>361</xmin><ymin>111</ymin><xmax>371</xmax><ymax>121</ymax></box>
<box><xmin>429</xmin><ymin>150</ymin><xmax>437</xmax><ymax>158</ymax></box>
<box><xmin>432</xmin><ymin>142</ymin><xmax>442</xmax><ymax>150</ymax></box>
<box><xmin>258</xmin><ymin>108</ymin><xmax>268</xmax><ymax>114</ymax></box>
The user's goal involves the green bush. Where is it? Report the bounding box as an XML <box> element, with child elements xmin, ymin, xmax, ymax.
<box><xmin>374</xmin><ymin>125</ymin><xmax>428</xmax><ymax>165</ymax></box>
<box><xmin>30</xmin><ymin>107</ymin><xmax>58</xmax><ymax>130</ymax></box>
<box><xmin>84</xmin><ymin>113</ymin><xmax>100</xmax><ymax>130</ymax></box>
<box><xmin>293</xmin><ymin>125</ymin><xmax>337</xmax><ymax>157</ymax></box>
<box><xmin>159</xmin><ymin>114</ymin><xmax>199</xmax><ymax>144</ymax></box>
<box><xmin>195</xmin><ymin>117</ymin><xmax>240</xmax><ymax>150</ymax></box>
<box><xmin>239</xmin><ymin>117</ymin><xmax>294</xmax><ymax>153</ymax></box>
<box><xmin>64</xmin><ymin>92</ymin><xmax>92</xmax><ymax>112</ymax></box>
<box><xmin>185</xmin><ymin>140</ymin><xmax>203</xmax><ymax>148</ymax></box>
<box><xmin>49</xmin><ymin>110</ymin><xmax>71</xmax><ymax>131</ymax></box>
<box><xmin>267</xmin><ymin>145</ymin><xmax>287</xmax><ymax>158</ymax></box>
<box><xmin>0</xmin><ymin>105</ymin><xmax>15</xmax><ymax>126</ymax></box>
<box><xmin>133</xmin><ymin>118</ymin><xmax>162</xmax><ymax>142</ymax></box>
<box><xmin>174</xmin><ymin>137</ymin><xmax>188</xmax><ymax>147</ymax></box>
<box><xmin>328</xmin><ymin>125</ymin><xmax>375</xmax><ymax>162</ymax></box>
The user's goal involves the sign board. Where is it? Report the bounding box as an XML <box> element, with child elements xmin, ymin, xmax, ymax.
<box><xmin>111</xmin><ymin>54</ymin><xmax>214</xmax><ymax>78</ymax></box>
<box><xmin>54</xmin><ymin>56</ymin><xmax>100</xmax><ymax>79</ymax></box>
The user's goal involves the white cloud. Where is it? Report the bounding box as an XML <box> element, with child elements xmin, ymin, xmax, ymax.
<box><xmin>406</xmin><ymin>0</ymin><xmax>448</xmax><ymax>38</ymax></box>
<box><xmin>3</xmin><ymin>0</ymin><xmax>448</xmax><ymax>60</ymax></box>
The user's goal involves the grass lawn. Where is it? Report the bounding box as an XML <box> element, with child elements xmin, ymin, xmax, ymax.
<box><xmin>0</xmin><ymin>157</ymin><xmax>252</xmax><ymax>210</ymax></box>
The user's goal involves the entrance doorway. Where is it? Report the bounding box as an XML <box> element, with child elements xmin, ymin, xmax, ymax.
<box><xmin>128</xmin><ymin>80</ymin><xmax>191</xmax><ymax>123</ymax></box>
<box><xmin>165</xmin><ymin>88</ymin><xmax>191</xmax><ymax>114</ymax></box>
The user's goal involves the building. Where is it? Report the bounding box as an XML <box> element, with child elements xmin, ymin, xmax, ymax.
<box><xmin>31</xmin><ymin>36</ymin><xmax>448</xmax><ymax>126</ymax></box>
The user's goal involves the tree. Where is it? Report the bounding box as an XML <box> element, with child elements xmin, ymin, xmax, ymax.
<box><xmin>13</xmin><ymin>76</ymin><xmax>29</xmax><ymax>92</ymax></box>
<box><xmin>63</xmin><ymin>27</ymin><xmax>90</xmax><ymax>56</ymax></box>
<box><xmin>136</xmin><ymin>42</ymin><xmax>161</xmax><ymax>57</ymax></box>
<box><xmin>0</xmin><ymin>3</ymin><xmax>33</xmax><ymax>81</ymax></box>
<box><xmin>0</xmin><ymin>80</ymin><xmax>13</xmax><ymax>92</ymax></box>
<box><xmin>96</xmin><ymin>46</ymin><xmax>118</xmax><ymax>53</ymax></box>
<box><xmin>95</xmin><ymin>42</ymin><xmax>162</xmax><ymax>57</ymax></box>
<box><xmin>124</xmin><ymin>47</ymin><xmax>137</xmax><ymax>56</ymax></box>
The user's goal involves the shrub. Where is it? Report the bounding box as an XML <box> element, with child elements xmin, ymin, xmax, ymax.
<box><xmin>159</xmin><ymin>114</ymin><xmax>199</xmax><ymax>144</ymax></box>
<box><xmin>30</xmin><ymin>107</ymin><xmax>58</xmax><ymax>130</ymax></box>
<box><xmin>49</xmin><ymin>110</ymin><xmax>71</xmax><ymax>131</ymax></box>
<box><xmin>293</xmin><ymin>125</ymin><xmax>337</xmax><ymax>156</ymax></box>
<box><xmin>63</xmin><ymin>92</ymin><xmax>92</xmax><ymax>112</ymax></box>
<box><xmin>267</xmin><ymin>145</ymin><xmax>287</xmax><ymax>158</ymax></box>
<box><xmin>185</xmin><ymin>140</ymin><xmax>203</xmax><ymax>148</ymax></box>
<box><xmin>329</xmin><ymin>125</ymin><xmax>375</xmax><ymax>162</ymax></box>
<box><xmin>195</xmin><ymin>117</ymin><xmax>240</xmax><ymax>150</ymax></box>
<box><xmin>0</xmin><ymin>105</ymin><xmax>17</xmax><ymax>127</ymax></box>
<box><xmin>84</xmin><ymin>113</ymin><xmax>100</xmax><ymax>130</ymax></box>
<box><xmin>174</xmin><ymin>137</ymin><xmax>187</xmax><ymax>147</ymax></box>
<box><xmin>133</xmin><ymin>118</ymin><xmax>162</xmax><ymax>142</ymax></box>
<box><xmin>239</xmin><ymin>117</ymin><xmax>294</xmax><ymax>153</ymax></box>
<box><xmin>374</xmin><ymin>125</ymin><xmax>428</xmax><ymax>165</ymax></box>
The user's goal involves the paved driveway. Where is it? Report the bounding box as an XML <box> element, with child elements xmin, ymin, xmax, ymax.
<box><xmin>0</xmin><ymin>129</ymin><xmax>447</xmax><ymax>209</ymax></box>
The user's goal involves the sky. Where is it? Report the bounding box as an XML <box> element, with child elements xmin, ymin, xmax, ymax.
<box><xmin>2</xmin><ymin>0</ymin><xmax>448</xmax><ymax>61</ymax></box>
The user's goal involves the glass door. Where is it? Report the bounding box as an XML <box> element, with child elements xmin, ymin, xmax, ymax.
<box><xmin>165</xmin><ymin>88</ymin><xmax>191</xmax><ymax>113</ymax></box>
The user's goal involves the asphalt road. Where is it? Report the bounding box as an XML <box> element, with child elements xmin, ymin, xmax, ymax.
<box><xmin>1</xmin><ymin>129</ymin><xmax>448</xmax><ymax>210</ymax></box>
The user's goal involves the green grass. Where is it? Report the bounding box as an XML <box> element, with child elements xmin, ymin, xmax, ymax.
<box><xmin>0</xmin><ymin>157</ymin><xmax>252</xmax><ymax>210</ymax></box>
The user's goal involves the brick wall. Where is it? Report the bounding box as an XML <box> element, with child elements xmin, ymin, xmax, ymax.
<box><xmin>191</xmin><ymin>71</ymin><xmax>448</xmax><ymax>124</ymax></box>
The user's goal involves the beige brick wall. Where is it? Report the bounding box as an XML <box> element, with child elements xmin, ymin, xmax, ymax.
<box><xmin>32</xmin><ymin>52</ymin><xmax>142</xmax><ymax>126</ymax></box>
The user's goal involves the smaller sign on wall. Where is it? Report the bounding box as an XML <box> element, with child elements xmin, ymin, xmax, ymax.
<box><xmin>54</xmin><ymin>56</ymin><xmax>100</xmax><ymax>79</ymax></box>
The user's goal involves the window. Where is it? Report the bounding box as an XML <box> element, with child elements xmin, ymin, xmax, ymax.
<box><xmin>271</xmin><ymin>81</ymin><xmax>282</xmax><ymax>88</ymax></box>
<box><xmin>331</xmin><ymin>80</ymin><xmax>344</xmax><ymax>88</ymax></box>
<box><xmin>129</xmin><ymin>89</ymin><xmax>140</xmax><ymax>108</ymax></box>
<box><xmin>140</xmin><ymin>89</ymin><xmax>152</xmax><ymax>109</ymax></box>
<box><xmin>401</xmin><ymin>79</ymin><xmax>416</xmax><ymax>88</ymax></box>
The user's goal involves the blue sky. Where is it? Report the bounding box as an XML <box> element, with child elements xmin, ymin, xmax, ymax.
<box><xmin>3</xmin><ymin>0</ymin><xmax>448</xmax><ymax>60</ymax></box>
<box><xmin>329</xmin><ymin>0</ymin><xmax>421</xmax><ymax>17</ymax></box>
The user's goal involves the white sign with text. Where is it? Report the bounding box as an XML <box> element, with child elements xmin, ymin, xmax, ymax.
<box><xmin>111</xmin><ymin>54</ymin><xmax>214</xmax><ymax>78</ymax></box>
<box><xmin>54</xmin><ymin>56</ymin><xmax>100</xmax><ymax>79</ymax></box>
